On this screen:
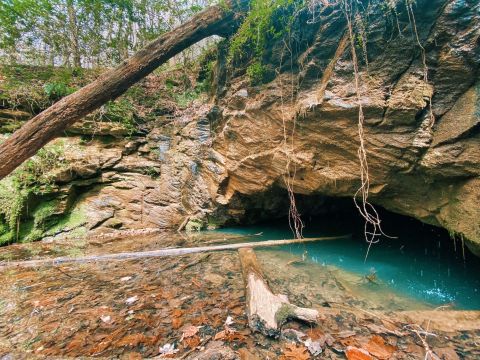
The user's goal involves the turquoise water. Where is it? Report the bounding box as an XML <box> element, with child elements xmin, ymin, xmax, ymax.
<box><xmin>216</xmin><ymin>212</ymin><xmax>480</xmax><ymax>310</ymax></box>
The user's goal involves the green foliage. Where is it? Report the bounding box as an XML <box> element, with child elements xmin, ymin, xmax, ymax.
<box><xmin>44</xmin><ymin>207</ymin><xmax>87</xmax><ymax>237</ymax></box>
<box><xmin>43</xmin><ymin>81</ymin><xmax>75</xmax><ymax>101</ymax></box>
<box><xmin>0</xmin><ymin>0</ymin><xmax>211</xmax><ymax>67</ymax></box>
<box><xmin>13</xmin><ymin>141</ymin><xmax>66</xmax><ymax>194</ymax></box>
<box><xmin>246</xmin><ymin>61</ymin><xmax>266</xmax><ymax>85</ymax></box>
<box><xmin>185</xmin><ymin>218</ymin><xmax>205</xmax><ymax>232</ymax></box>
<box><xmin>0</xmin><ymin>141</ymin><xmax>67</xmax><ymax>244</ymax></box>
<box><xmin>97</xmin><ymin>98</ymin><xmax>138</xmax><ymax>134</ymax></box>
<box><xmin>0</xmin><ymin>64</ymin><xmax>92</xmax><ymax>112</ymax></box>
<box><xmin>174</xmin><ymin>90</ymin><xmax>201</xmax><ymax>108</ymax></box>
<box><xmin>229</xmin><ymin>0</ymin><xmax>299</xmax><ymax>60</ymax></box>
<box><xmin>143</xmin><ymin>167</ymin><xmax>160</xmax><ymax>179</ymax></box>
<box><xmin>228</xmin><ymin>0</ymin><xmax>300</xmax><ymax>84</ymax></box>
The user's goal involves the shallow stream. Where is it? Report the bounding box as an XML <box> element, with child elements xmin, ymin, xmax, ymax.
<box><xmin>0</xmin><ymin>211</ymin><xmax>479</xmax><ymax>357</ymax></box>
<box><xmin>217</xmin><ymin>212</ymin><xmax>480</xmax><ymax>310</ymax></box>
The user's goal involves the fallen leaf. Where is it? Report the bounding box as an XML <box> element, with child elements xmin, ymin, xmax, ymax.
<box><xmin>434</xmin><ymin>347</ymin><xmax>460</xmax><ymax>360</ymax></box>
<box><xmin>366</xmin><ymin>323</ymin><xmax>404</xmax><ymax>337</ymax></box>
<box><xmin>118</xmin><ymin>334</ymin><xmax>139</xmax><ymax>347</ymax></box>
<box><xmin>225</xmin><ymin>316</ymin><xmax>234</xmax><ymax>326</ymax></box>
<box><xmin>238</xmin><ymin>348</ymin><xmax>261</xmax><ymax>360</ymax></box>
<box><xmin>230</xmin><ymin>304</ymin><xmax>244</xmax><ymax>316</ymax></box>
<box><xmin>338</xmin><ymin>330</ymin><xmax>356</xmax><ymax>338</ymax></box>
<box><xmin>182</xmin><ymin>325</ymin><xmax>199</xmax><ymax>339</ymax></box>
<box><xmin>306</xmin><ymin>327</ymin><xmax>324</xmax><ymax>341</ymax></box>
<box><xmin>345</xmin><ymin>346</ymin><xmax>372</xmax><ymax>360</ymax></box>
<box><xmin>192</xmin><ymin>313</ymin><xmax>209</xmax><ymax>325</ymax></box>
<box><xmin>304</xmin><ymin>338</ymin><xmax>322</xmax><ymax>356</ymax></box>
<box><xmin>172</xmin><ymin>317</ymin><xmax>183</xmax><ymax>329</ymax></box>
<box><xmin>172</xmin><ymin>309</ymin><xmax>183</xmax><ymax>318</ymax></box>
<box><xmin>214</xmin><ymin>330</ymin><xmax>227</xmax><ymax>341</ymax></box>
<box><xmin>363</xmin><ymin>335</ymin><xmax>396</xmax><ymax>359</ymax></box>
<box><xmin>100</xmin><ymin>315</ymin><xmax>112</xmax><ymax>323</ymax></box>
<box><xmin>125</xmin><ymin>296</ymin><xmax>138</xmax><ymax>305</ymax></box>
<box><xmin>65</xmin><ymin>333</ymin><xmax>86</xmax><ymax>352</ymax></box>
<box><xmin>192</xmin><ymin>278</ymin><xmax>202</xmax><ymax>288</ymax></box>
<box><xmin>183</xmin><ymin>335</ymin><xmax>200</xmax><ymax>349</ymax></box>
<box><xmin>125</xmin><ymin>352</ymin><xmax>142</xmax><ymax>360</ymax></box>
<box><xmin>340</xmin><ymin>336</ymin><xmax>360</xmax><ymax>347</ymax></box>
<box><xmin>159</xmin><ymin>343</ymin><xmax>179</xmax><ymax>358</ymax></box>
<box><xmin>89</xmin><ymin>339</ymin><xmax>112</xmax><ymax>355</ymax></box>
<box><xmin>280</xmin><ymin>343</ymin><xmax>310</xmax><ymax>360</ymax></box>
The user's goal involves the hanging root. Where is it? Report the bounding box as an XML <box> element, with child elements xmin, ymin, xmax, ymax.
<box><xmin>405</xmin><ymin>0</ymin><xmax>435</xmax><ymax>128</ymax></box>
<box><xmin>342</xmin><ymin>0</ymin><xmax>390</xmax><ymax>260</ymax></box>
<box><xmin>278</xmin><ymin>32</ymin><xmax>304</xmax><ymax>240</ymax></box>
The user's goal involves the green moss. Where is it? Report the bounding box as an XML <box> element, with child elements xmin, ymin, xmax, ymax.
<box><xmin>20</xmin><ymin>223</ymin><xmax>44</xmax><ymax>243</ymax></box>
<box><xmin>0</xmin><ymin>226</ymin><xmax>13</xmax><ymax>246</ymax></box>
<box><xmin>185</xmin><ymin>218</ymin><xmax>205</xmax><ymax>232</ymax></box>
<box><xmin>0</xmin><ymin>141</ymin><xmax>70</xmax><ymax>245</ymax></box>
<box><xmin>0</xmin><ymin>177</ymin><xmax>29</xmax><ymax>237</ymax></box>
<box><xmin>275</xmin><ymin>303</ymin><xmax>295</xmax><ymax>325</ymax></box>
<box><xmin>228</xmin><ymin>0</ymin><xmax>298</xmax><ymax>64</ymax></box>
<box><xmin>32</xmin><ymin>200</ymin><xmax>58</xmax><ymax>227</ymax></box>
<box><xmin>45</xmin><ymin>207</ymin><xmax>87</xmax><ymax>237</ymax></box>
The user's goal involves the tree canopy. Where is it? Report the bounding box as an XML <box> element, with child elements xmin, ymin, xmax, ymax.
<box><xmin>0</xmin><ymin>0</ymin><xmax>214</xmax><ymax>68</ymax></box>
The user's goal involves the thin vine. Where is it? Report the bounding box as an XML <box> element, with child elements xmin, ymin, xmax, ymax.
<box><xmin>342</xmin><ymin>0</ymin><xmax>391</xmax><ymax>260</ymax></box>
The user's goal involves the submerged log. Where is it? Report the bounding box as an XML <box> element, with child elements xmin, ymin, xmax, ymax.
<box><xmin>0</xmin><ymin>235</ymin><xmax>348</xmax><ymax>269</ymax></box>
<box><xmin>238</xmin><ymin>247</ymin><xmax>319</xmax><ymax>337</ymax></box>
<box><xmin>0</xmin><ymin>0</ymin><xmax>249</xmax><ymax>180</ymax></box>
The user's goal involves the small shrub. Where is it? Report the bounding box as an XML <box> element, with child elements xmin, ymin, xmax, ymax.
<box><xmin>246</xmin><ymin>61</ymin><xmax>266</xmax><ymax>85</ymax></box>
<box><xmin>96</xmin><ymin>99</ymin><xmax>138</xmax><ymax>135</ymax></box>
<box><xmin>43</xmin><ymin>81</ymin><xmax>75</xmax><ymax>101</ymax></box>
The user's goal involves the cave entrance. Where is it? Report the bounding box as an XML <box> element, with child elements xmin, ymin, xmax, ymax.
<box><xmin>218</xmin><ymin>188</ymin><xmax>480</xmax><ymax>310</ymax></box>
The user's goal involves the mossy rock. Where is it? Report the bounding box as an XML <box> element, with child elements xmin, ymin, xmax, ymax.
<box><xmin>185</xmin><ymin>218</ymin><xmax>205</xmax><ymax>232</ymax></box>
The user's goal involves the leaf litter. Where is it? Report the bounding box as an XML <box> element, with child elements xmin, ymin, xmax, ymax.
<box><xmin>0</xmin><ymin>232</ymin><xmax>478</xmax><ymax>359</ymax></box>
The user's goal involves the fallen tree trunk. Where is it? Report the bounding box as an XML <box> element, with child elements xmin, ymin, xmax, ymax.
<box><xmin>0</xmin><ymin>0</ymin><xmax>248</xmax><ymax>180</ymax></box>
<box><xmin>238</xmin><ymin>247</ymin><xmax>319</xmax><ymax>337</ymax></box>
<box><xmin>0</xmin><ymin>235</ymin><xmax>348</xmax><ymax>269</ymax></box>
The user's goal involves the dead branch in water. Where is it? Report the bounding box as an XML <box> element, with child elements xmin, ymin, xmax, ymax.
<box><xmin>238</xmin><ymin>247</ymin><xmax>319</xmax><ymax>337</ymax></box>
<box><xmin>0</xmin><ymin>235</ymin><xmax>349</xmax><ymax>269</ymax></box>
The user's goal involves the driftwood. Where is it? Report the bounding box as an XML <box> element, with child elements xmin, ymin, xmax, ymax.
<box><xmin>238</xmin><ymin>247</ymin><xmax>319</xmax><ymax>337</ymax></box>
<box><xmin>0</xmin><ymin>235</ymin><xmax>348</xmax><ymax>269</ymax></box>
<box><xmin>0</xmin><ymin>0</ymin><xmax>250</xmax><ymax>180</ymax></box>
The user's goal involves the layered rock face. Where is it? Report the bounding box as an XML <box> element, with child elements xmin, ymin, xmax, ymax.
<box><xmin>1</xmin><ymin>0</ymin><xmax>478</xmax><ymax>255</ymax></box>
<box><xmin>209</xmin><ymin>0</ymin><xmax>480</xmax><ymax>254</ymax></box>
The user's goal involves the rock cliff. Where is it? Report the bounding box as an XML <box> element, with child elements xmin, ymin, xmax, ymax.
<box><xmin>0</xmin><ymin>0</ymin><xmax>478</xmax><ymax>255</ymax></box>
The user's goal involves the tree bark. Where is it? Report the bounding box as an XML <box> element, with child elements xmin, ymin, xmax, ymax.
<box><xmin>67</xmin><ymin>0</ymin><xmax>81</xmax><ymax>67</ymax></box>
<box><xmin>238</xmin><ymin>247</ymin><xmax>319</xmax><ymax>338</ymax></box>
<box><xmin>0</xmin><ymin>1</ymin><xmax>247</xmax><ymax>180</ymax></box>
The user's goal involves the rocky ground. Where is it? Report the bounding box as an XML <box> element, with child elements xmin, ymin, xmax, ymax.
<box><xmin>0</xmin><ymin>232</ymin><xmax>479</xmax><ymax>359</ymax></box>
